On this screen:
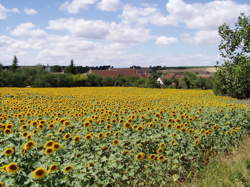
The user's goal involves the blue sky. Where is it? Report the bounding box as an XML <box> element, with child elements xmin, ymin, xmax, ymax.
<box><xmin>0</xmin><ymin>0</ymin><xmax>249</xmax><ymax>67</ymax></box>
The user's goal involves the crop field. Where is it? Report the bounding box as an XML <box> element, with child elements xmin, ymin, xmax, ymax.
<box><xmin>0</xmin><ymin>87</ymin><xmax>250</xmax><ymax>186</ymax></box>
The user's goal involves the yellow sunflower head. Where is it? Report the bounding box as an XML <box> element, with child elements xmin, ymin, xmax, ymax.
<box><xmin>73</xmin><ymin>136</ymin><xmax>81</xmax><ymax>142</ymax></box>
<box><xmin>157</xmin><ymin>155</ymin><xmax>166</xmax><ymax>161</ymax></box>
<box><xmin>44</xmin><ymin>140</ymin><xmax>54</xmax><ymax>148</ymax></box>
<box><xmin>64</xmin><ymin>133</ymin><xmax>72</xmax><ymax>140</ymax></box>
<box><xmin>63</xmin><ymin>165</ymin><xmax>73</xmax><ymax>173</ymax></box>
<box><xmin>4</xmin><ymin>128</ymin><xmax>11</xmax><ymax>135</ymax></box>
<box><xmin>112</xmin><ymin>139</ymin><xmax>120</xmax><ymax>145</ymax></box>
<box><xmin>44</xmin><ymin>148</ymin><xmax>54</xmax><ymax>156</ymax></box>
<box><xmin>135</xmin><ymin>152</ymin><xmax>145</xmax><ymax>160</ymax></box>
<box><xmin>48</xmin><ymin>164</ymin><xmax>59</xmax><ymax>173</ymax></box>
<box><xmin>53</xmin><ymin>143</ymin><xmax>61</xmax><ymax>151</ymax></box>
<box><xmin>24</xmin><ymin>141</ymin><xmax>36</xmax><ymax>150</ymax></box>
<box><xmin>3</xmin><ymin>147</ymin><xmax>15</xmax><ymax>157</ymax></box>
<box><xmin>84</xmin><ymin>134</ymin><xmax>92</xmax><ymax>141</ymax></box>
<box><xmin>6</xmin><ymin>162</ymin><xmax>19</xmax><ymax>174</ymax></box>
<box><xmin>32</xmin><ymin>168</ymin><xmax>47</xmax><ymax>179</ymax></box>
<box><xmin>148</xmin><ymin>154</ymin><xmax>157</xmax><ymax>160</ymax></box>
<box><xmin>156</xmin><ymin>148</ymin><xmax>164</xmax><ymax>154</ymax></box>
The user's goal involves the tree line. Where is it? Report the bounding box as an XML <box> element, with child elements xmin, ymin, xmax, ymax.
<box><xmin>0</xmin><ymin>58</ymin><xmax>213</xmax><ymax>89</ymax></box>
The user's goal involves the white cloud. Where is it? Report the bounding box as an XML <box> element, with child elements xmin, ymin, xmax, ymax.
<box><xmin>0</xmin><ymin>3</ymin><xmax>19</xmax><ymax>20</ymax></box>
<box><xmin>165</xmin><ymin>0</ymin><xmax>250</xmax><ymax>29</ymax></box>
<box><xmin>47</xmin><ymin>18</ymin><xmax>150</xmax><ymax>44</ymax></box>
<box><xmin>97</xmin><ymin>0</ymin><xmax>121</xmax><ymax>11</ymax></box>
<box><xmin>155</xmin><ymin>36</ymin><xmax>177</xmax><ymax>45</ymax></box>
<box><xmin>182</xmin><ymin>30</ymin><xmax>220</xmax><ymax>45</ymax></box>
<box><xmin>60</xmin><ymin>0</ymin><xmax>97</xmax><ymax>14</ymax></box>
<box><xmin>24</xmin><ymin>8</ymin><xmax>38</xmax><ymax>15</ymax></box>
<box><xmin>48</xmin><ymin>18</ymin><xmax>109</xmax><ymax>39</ymax></box>
<box><xmin>121</xmin><ymin>4</ymin><xmax>175</xmax><ymax>26</ymax></box>
<box><xmin>0</xmin><ymin>31</ymin><xmax>218</xmax><ymax>67</ymax></box>
<box><xmin>11</xmin><ymin>23</ymin><xmax>47</xmax><ymax>38</ymax></box>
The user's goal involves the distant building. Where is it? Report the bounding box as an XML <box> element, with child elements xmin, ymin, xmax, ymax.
<box><xmin>157</xmin><ymin>77</ymin><xmax>164</xmax><ymax>85</ymax></box>
<box><xmin>88</xmin><ymin>68</ymin><xmax>150</xmax><ymax>78</ymax></box>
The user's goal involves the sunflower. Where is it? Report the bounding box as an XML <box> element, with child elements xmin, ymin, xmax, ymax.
<box><xmin>112</xmin><ymin>139</ymin><xmax>120</xmax><ymax>145</ymax></box>
<box><xmin>58</xmin><ymin>127</ymin><xmax>63</xmax><ymax>134</ymax></box>
<box><xmin>48</xmin><ymin>164</ymin><xmax>58</xmax><ymax>173</ymax></box>
<box><xmin>157</xmin><ymin>155</ymin><xmax>166</xmax><ymax>161</ymax></box>
<box><xmin>159</xmin><ymin>143</ymin><xmax>165</xmax><ymax>148</ymax></box>
<box><xmin>136</xmin><ymin>126</ymin><xmax>143</xmax><ymax>131</ymax></box>
<box><xmin>6</xmin><ymin>162</ymin><xmax>19</xmax><ymax>174</ymax></box>
<box><xmin>0</xmin><ymin>182</ymin><xmax>6</xmax><ymax>187</ymax></box>
<box><xmin>101</xmin><ymin>146</ymin><xmax>108</xmax><ymax>151</ymax></box>
<box><xmin>97</xmin><ymin>132</ymin><xmax>104</xmax><ymax>139</ymax></box>
<box><xmin>53</xmin><ymin>143</ymin><xmax>61</xmax><ymax>151</ymax></box>
<box><xmin>64</xmin><ymin>133</ymin><xmax>72</xmax><ymax>140</ymax></box>
<box><xmin>83</xmin><ymin>122</ymin><xmax>91</xmax><ymax>128</ymax></box>
<box><xmin>135</xmin><ymin>152</ymin><xmax>145</xmax><ymax>160</ymax></box>
<box><xmin>123</xmin><ymin>122</ymin><xmax>131</xmax><ymax>128</ymax></box>
<box><xmin>63</xmin><ymin>165</ymin><xmax>73</xmax><ymax>173</ymax></box>
<box><xmin>44</xmin><ymin>148</ymin><xmax>54</xmax><ymax>156</ymax></box>
<box><xmin>148</xmin><ymin>154</ymin><xmax>157</xmax><ymax>160</ymax></box>
<box><xmin>4</xmin><ymin>128</ymin><xmax>11</xmax><ymax>134</ymax></box>
<box><xmin>48</xmin><ymin>123</ymin><xmax>55</xmax><ymax>130</ymax></box>
<box><xmin>156</xmin><ymin>148</ymin><xmax>164</xmax><ymax>154</ymax></box>
<box><xmin>167</xmin><ymin>124</ymin><xmax>173</xmax><ymax>128</ymax></box>
<box><xmin>20</xmin><ymin>125</ymin><xmax>28</xmax><ymax>130</ymax></box>
<box><xmin>114</xmin><ymin>131</ymin><xmax>120</xmax><ymax>137</ymax></box>
<box><xmin>105</xmin><ymin>132</ymin><xmax>111</xmax><ymax>137</ymax></box>
<box><xmin>32</xmin><ymin>168</ymin><xmax>47</xmax><ymax>179</ymax></box>
<box><xmin>3</xmin><ymin>147</ymin><xmax>14</xmax><ymax>156</ymax></box>
<box><xmin>73</xmin><ymin>136</ymin><xmax>81</xmax><ymax>142</ymax></box>
<box><xmin>84</xmin><ymin>134</ymin><xmax>92</xmax><ymax>141</ymax></box>
<box><xmin>44</xmin><ymin>140</ymin><xmax>54</xmax><ymax>148</ymax></box>
<box><xmin>6</xmin><ymin>124</ymin><xmax>13</xmax><ymax>129</ymax></box>
<box><xmin>171</xmin><ymin>139</ymin><xmax>177</xmax><ymax>146</ymax></box>
<box><xmin>105</xmin><ymin>124</ymin><xmax>112</xmax><ymax>130</ymax></box>
<box><xmin>24</xmin><ymin>141</ymin><xmax>36</xmax><ymax>150</ymax></box>
<box><xmin>31</xmin><ymin>121</ymin><xmax>38</xmax><ymax>127</ymax></box>
<box><xmin>22</xmin><ymin>131</ymin><xmax>29</xmax><ymax>137</ymax></box>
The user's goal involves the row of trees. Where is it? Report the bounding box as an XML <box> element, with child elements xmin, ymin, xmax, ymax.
<box><xmin>0</xmin><ymin>65</ymin><xmax>213</xmax><ymax>89</ymax></box>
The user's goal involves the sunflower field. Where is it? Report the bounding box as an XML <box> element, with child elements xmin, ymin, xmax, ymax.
<box><xmin>0</xmin><ymin>87</ymin><xmax>249</xmax><ymax>186</ymax></box>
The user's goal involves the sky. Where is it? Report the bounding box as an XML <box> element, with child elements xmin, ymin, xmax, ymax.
<box><xmin>0</xmin><ymin>0</ymin><xmax>249</xmax><ymax>67</ymax></box>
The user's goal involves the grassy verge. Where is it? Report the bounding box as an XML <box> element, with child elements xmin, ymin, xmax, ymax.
<box><xmin>184</xmin><ymin>137</ymin><xmax>250</xmax><ymax>187</ymax></box>
<box><xmin>185</xmin><ymin>100</ymin><xmax>250</xmax><ymax>187</ymax></box>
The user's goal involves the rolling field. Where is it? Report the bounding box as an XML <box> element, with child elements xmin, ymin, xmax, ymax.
<box><xmin>0</xmin><ymin>87</ymin><xmax>249</xmax><ymax>186</ymax></box>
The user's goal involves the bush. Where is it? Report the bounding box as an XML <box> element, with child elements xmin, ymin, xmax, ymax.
<box><xmin>214</xmin><ymin>57</ymin><xmax>250</xmax><ymax>98</ymax></box>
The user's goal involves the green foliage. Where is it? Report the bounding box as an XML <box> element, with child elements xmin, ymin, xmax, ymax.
<box><xmin>51</xmin><ymin>65</ymin><xmax>63</xmax><ymax>72</ymax></box>
<box><xmin>214</xmin><ymin>13</ymin><xmax>250</xmax><ymax>98</ymax></box>
<box><xmin>163</xmin><ymin>72</ymin><xmax>213</xmax><ymax>90</ymax></box>
<box><xmin>11</xmin><ymin>56</ymin><xmax>18</xmax><ymax>72</ymax></box>
<box><xmin>64</xmin><ymin>59</ymin><xmax>76</xmax><ymax>74</ymax></box>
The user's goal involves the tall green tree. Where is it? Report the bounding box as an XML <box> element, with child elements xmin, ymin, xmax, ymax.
<box><xmin>65</xmin><ymin>59</ymin><xmax>76</xmax><ymax>74</ymax></box>
<box><xmin>11</xmin><ymin>56</ymin><xmax>18</xmax><ymax>72</ymax></box>
<box><xmin>213</xmin><ymin>13</ymin><xmax>250</xmax><ymax>98</ymax></box>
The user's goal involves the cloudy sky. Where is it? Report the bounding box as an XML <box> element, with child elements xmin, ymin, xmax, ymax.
<box><xmin>0</xmin><ymin>0</ymin><xmax>249</xmax><ymax>67</ymax></box>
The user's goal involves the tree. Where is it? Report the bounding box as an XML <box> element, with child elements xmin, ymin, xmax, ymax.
<box><xmin>64</xmin><ymin>59</ymin><xmax>76</xmax><ymax>74</ymax></box>
<box><xmin>51</xmin><ymin>65</ymin><xmax>63</xmax><ymax>72</ymax></box>
<box><xmin>213</xmin><ymin>13</ymin><xmax>250</xmax><ymax>98</ymax></box>
<box><xmin>11</xmin><ymin>56</ymin><xmax>18</xmax><ymax>72</ymax></box>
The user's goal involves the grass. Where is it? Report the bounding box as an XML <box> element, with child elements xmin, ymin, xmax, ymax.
<box><xmin>184</xmin><ymin>137</ymin><xmax>250</xmax><ymax>187</ymax></box>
